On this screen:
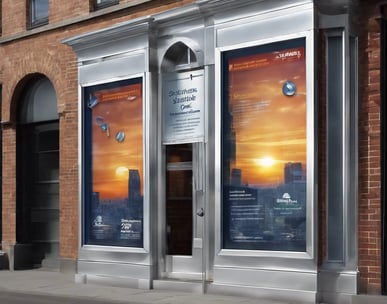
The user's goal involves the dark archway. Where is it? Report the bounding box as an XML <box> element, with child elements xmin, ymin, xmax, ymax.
<box><xmin>15</xmin><ymin>74</ymin><xmax>59</xmax><ymax>269</ymax></box>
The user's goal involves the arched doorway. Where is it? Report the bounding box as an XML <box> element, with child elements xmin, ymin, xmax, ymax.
<box><xmin>15</xmin><ymin>74</ymin><xmax>59</xmax><ymax>269</ymax></box>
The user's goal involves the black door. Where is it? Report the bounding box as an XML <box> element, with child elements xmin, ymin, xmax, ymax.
<box><xmin>16</xmin><ymin>121</ymin><xmax>59</xmax><ymax>269</ymax></box>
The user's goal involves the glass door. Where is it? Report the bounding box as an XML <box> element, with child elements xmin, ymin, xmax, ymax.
<box><xmin>164</xmin><ymin>143</ymin><xmax>204</xmax><ymax>279</ymax></box>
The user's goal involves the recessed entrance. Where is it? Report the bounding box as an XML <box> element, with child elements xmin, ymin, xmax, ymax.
<box><xmin>15</xmin><ymin>75</ymin><xmax>59</xmax><ymax>269</ymax></box>
<box><xmin>164</xmin><ymin>143</ymin><xmax>204</xmax><ymax>279</ymax></box>
<box><xmin>166</xmin><ymin>144</ymin><xmax>193</xmax><ymax>256</ymax></box>
<box><xmin>159</xmin><ymin>40</ymin><xmax>206</xmax><ymax>282</ymax></box>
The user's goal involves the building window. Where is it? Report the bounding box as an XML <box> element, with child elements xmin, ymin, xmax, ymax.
<box><xmin>29</xmin><ymin>0</ymin><xmax>49</xmax><ymax>28</ymax></box>
<box><xmin>93</xmin><ymin>0</ymin><xmax>119</xmax><ymax>10</ymax></box>
<box><xmin>325</xmin><ymin>30</ymin><xmax>358</xmax><ymax>265</ymax></box>
<box><xmin>221</xmin><ymin>38</ymin><xmax>307</xmax><ymax>252</ymax></box>
<box><xmin>83</xmin><ymin>77</ymin><xmax>144</xmax><ymax>247</ymax></box>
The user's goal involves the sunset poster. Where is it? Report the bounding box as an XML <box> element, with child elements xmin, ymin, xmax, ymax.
<box><xmin>84</xmin><ymin>78</ymin><xmax>143</xmax><ymax>247</ymax></box>
<box><xmin>222</xmin><ymin>38</ymin><xmax>307</xmax><ymax>251</ymax></box>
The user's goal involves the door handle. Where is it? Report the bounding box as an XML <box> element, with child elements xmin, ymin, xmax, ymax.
<box><xmin>196</xmin><ymin>207</ymin><xmax>205</xmax><ymax>217</ymax></box>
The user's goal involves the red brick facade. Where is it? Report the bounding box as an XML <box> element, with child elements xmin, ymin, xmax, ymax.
<box><xmin>358</xmin><ymin>1</ymin><xmax>382</xmax><ymax>294</ymax></box>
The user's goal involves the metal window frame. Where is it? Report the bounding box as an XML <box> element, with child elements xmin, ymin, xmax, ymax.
<box><xmin>215</xmin><ymin>30</ymin><xmax>316</xmax><ymax>261</ymax></box>
<box><xmin>322</xmin><ymin>15</ymin><xmax>358</xmax><ymax>271</ymax></box>
<box><xmin>93</xmin><ymin>0</ymin><xmax>119</xmax><ymax>11</ymax></box>
<box><xmin>80</xmin><ymin>74</ymin><xmax>150</xmax><ymax>253</ymax></box>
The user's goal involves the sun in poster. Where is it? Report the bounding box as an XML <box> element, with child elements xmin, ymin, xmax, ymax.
<box><xmin>90</xmin><ymin>82</ymin><xmax>143</xmax><ymax>200</ymax></box>
<box><xmin>227</xmin><ymin>43</ymin><xmax>306</xmax><ymax>187</ymax></box>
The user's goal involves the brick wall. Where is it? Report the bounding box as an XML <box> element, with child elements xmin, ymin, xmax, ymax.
<box><xmin>50</xmin><ymin>0</ymin><xmax>90</xmax><ymax>23</ymax></box>
<box><xmin>1</xmin><ymin>128</ymin><xmax>16</xmax><ymax>252</ymax></box>
<box><xmin>358</xmin><ymin>1</ymin><xmax>382</xmax><ymax>294</ymax></box>
<box><xmin>2</xmin><ymin>0</ymin><xmax>27</xmax><ymax>36</ymax></box>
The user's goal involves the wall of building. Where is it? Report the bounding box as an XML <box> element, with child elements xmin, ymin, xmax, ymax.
<box><xmin>358</xmin><ymin>0</ymin><xmax>382</xmax><ymax>294</ymax></box>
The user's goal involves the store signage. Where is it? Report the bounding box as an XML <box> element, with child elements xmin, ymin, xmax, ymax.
<box><xmin>162</xmin><ymin>70</ymin><xmax>205</xmax><ymax>144</ymax></box>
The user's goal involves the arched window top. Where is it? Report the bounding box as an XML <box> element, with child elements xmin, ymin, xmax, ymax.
<box><xmin>19</xmin><ymin>76</ymin><xmax>58</xmax><ymax>123</ymax></box>
<box><xmin>161</xmin><ymin>42</ymin><xmax>199</xmax><ymax>72</ymax></box>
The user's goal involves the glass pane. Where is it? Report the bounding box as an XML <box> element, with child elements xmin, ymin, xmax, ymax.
<box><xmin>31</xmin><ymin>0</ymin><xmax>48</xmax><ymax>24</ymax></box>
<box><xmin>327</xmin><ymin>36</ymin><xmax>344</xmax><ymax>261</ymax></box>
<box><xmin>38</xmin><ymin>129</ymin><xmax>59</xmax><ymax>152</ymax></box>
<box><xmin>166</xmin><ymin>169</ymin><xmax>193</xmax><ymax>255</ymax></box>
<box><xmin>166</xmin><ymin>144</ymin><xmax>192</xmax><ymax>163</ymax></box>
<box><xmin>84</xmin><ymin>78</ymin><xmax>144</xmax><ymax>247</ymax></box>
<box><xmin>222</xmin><ymin>38</ymin><xmax>307</xmax><ymax>252</ymax></box>
<box><xmin>20</xmin><ymin>77</ymin><xmax>58</xmax><ymax>123</ymax></box>
<box><xmin>95</xmin><ymin>0</ymin><xmax>118</xmax><ymax>9</ymax></box>
<box><xmin>37</xmin><ymin>152</ymin><xmax>59</xmax><ymax>181</ymax></box>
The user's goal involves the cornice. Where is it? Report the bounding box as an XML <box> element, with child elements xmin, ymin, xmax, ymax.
<box><xmin>62</xmin><ymin>17</ymin><xmax>153</xmax><ymax>53</ymax></box>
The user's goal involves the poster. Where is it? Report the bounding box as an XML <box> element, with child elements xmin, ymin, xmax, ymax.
<box><xmin>84</xmin><ymin>78</ymin><xmax>143</xmax><ymax>247</ymax></box>
<box><xmin>222</xmin><ymin>38</ymin><xmax>307</xmax><ymax>252</ymax></box>
<box><xmin>162</xmin><ymin>70</ymin><xmax>205</xmax><ymax>144</ymax></box>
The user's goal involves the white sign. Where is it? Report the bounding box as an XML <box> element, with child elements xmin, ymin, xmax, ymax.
<box><xmin>162</xmin><ymin>70</ymin><xmax>205</xmax><ymax>144</ymax></box>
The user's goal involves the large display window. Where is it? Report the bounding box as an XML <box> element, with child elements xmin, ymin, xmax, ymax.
<box><xmin>83</xmin><ymin>77</ymin><xmax>144</xmax><ymax>247</ymax></box>
<box><xmin>222</xmin><ymin>38</ymin><xmax>307</xmax><ymax>252</ymax></box>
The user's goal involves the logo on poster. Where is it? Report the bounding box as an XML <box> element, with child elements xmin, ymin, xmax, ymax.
<box><xmin>276</xmin><ymin>193</ymin><xmax>298</xmax><ymax>204</ymax></box>
<box><xmin>276</xmin><ymin>49</ymin><xmax>302</xmax><ymax>60</ymax></box>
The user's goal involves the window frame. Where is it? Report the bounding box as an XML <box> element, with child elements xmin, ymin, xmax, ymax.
<box><xmin>82</xmin><ymin>76</ymin><xmax>145</xmax><ymax>249</ymax></box>
<box><xmin>93</xmin><ymin>0</ymin><xmax>119</xmax><ymax>11</ymax></box>
<box><xmin>29</xmin><ymin>0</ymin><xmax>49</xmax><ymax>29</ymax></box>
<box><xmin>220</xmin><ymin>37</ymin><xmax>308</xmax><ymax>253</ymax></box>
<box><xmin>214</xmin><ymin>31</ymin><xmax>316</xmax><ymax>260</ymax></box>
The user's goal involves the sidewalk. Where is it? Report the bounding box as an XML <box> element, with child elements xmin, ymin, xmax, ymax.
<box><xmin>0</xmin><ymin>269</ymin><xmax>292</xmax><ymax>304</ymax></box>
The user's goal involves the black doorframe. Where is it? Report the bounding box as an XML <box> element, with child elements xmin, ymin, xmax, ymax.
<box><xmin>381</xmin><ymin>13</ymin><xmax>387</xmax><ymax>295</ymax></box>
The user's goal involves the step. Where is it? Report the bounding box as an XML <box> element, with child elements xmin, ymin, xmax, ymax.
<box><xmin>153</xmin><ymin>279</ymin><xmax>204</xmax><ymax>293</ymax></box>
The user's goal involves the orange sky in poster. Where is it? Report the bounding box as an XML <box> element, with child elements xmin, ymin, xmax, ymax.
<box><xmin>91</xmin><ymin>83</ymin><xmax>143</xmax><ymax>200</ymax></box>
<box><xmin>228</xmin><ymin>46</ymin><xmax>306</xmax><ymax>187</ymax></box>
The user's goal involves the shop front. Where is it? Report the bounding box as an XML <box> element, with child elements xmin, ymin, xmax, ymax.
<box><xmin>63</xmin><ymin>1</ymin><xmax>358</xmax><ymax>303</ymax></box>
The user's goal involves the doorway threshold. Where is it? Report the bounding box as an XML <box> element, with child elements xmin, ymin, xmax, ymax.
<box><xmin>153</xmin><ymin>278</ymin><xmax>203</xmax><ymax>293</ymax></box>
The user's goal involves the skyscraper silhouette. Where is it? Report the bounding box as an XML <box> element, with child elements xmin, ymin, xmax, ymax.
<box><xmin>128</xmin><ymin>169</ymin><xmax>141</xmax><ymax>204</ymax></box>
<box><xmin>284</xmin><ymin>162</ymin><xmax>303</xmax><ymax>184</ymax></box>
